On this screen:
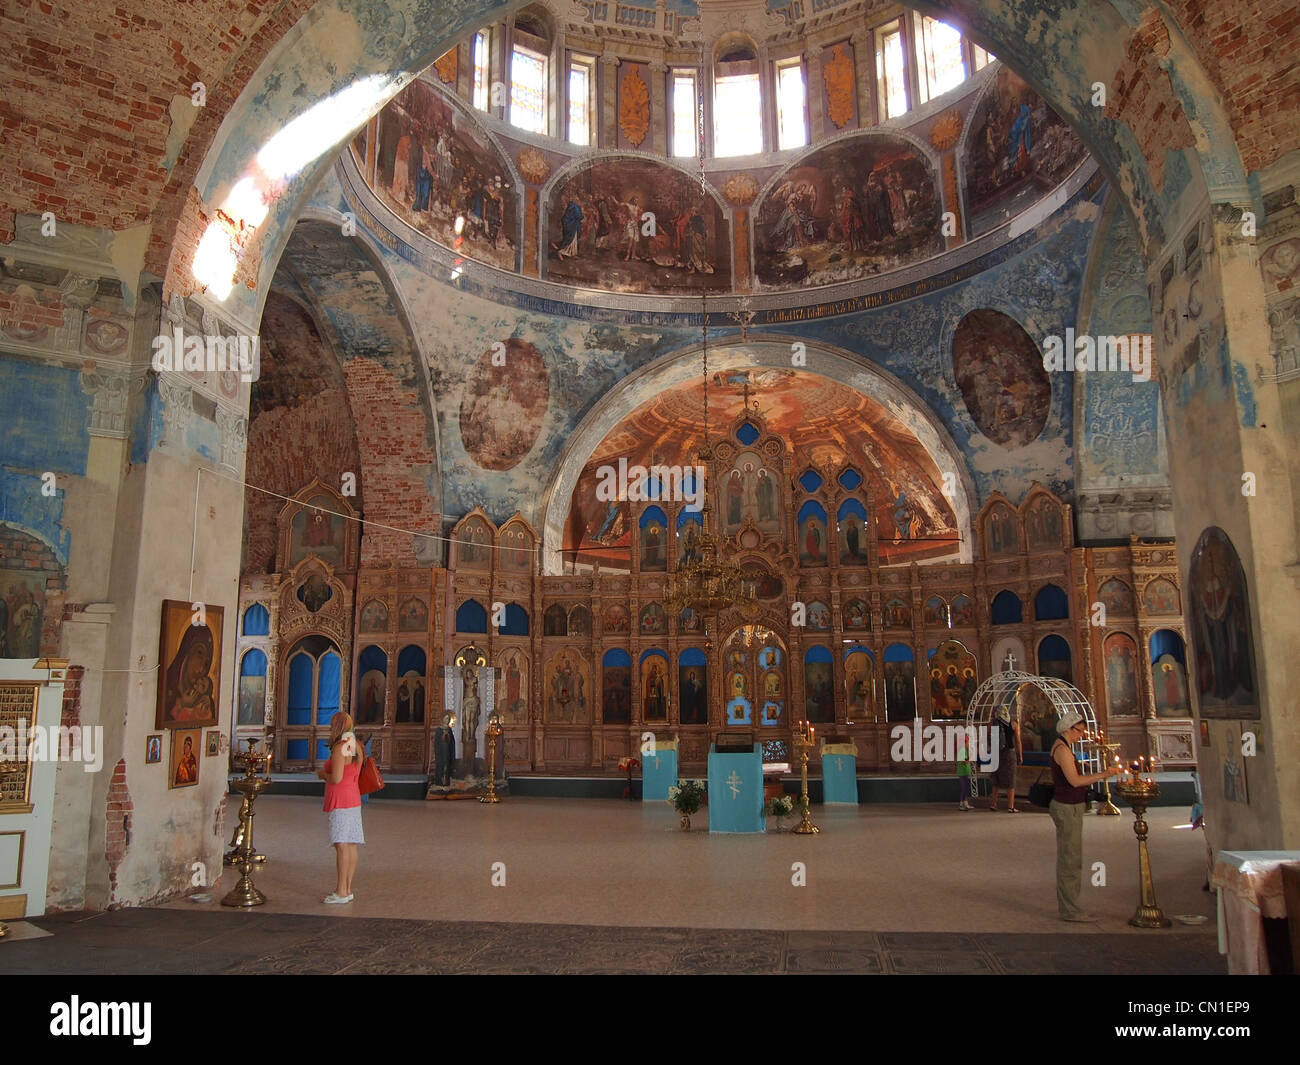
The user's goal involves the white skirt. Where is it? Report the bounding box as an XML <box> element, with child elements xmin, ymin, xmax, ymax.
<box><xmin>328</xmin><ymin>806</ymin><xmax>365</xmax><ymax>845</ymax></box>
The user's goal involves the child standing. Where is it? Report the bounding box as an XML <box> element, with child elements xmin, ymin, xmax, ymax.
<box><xmin>957</xmin><ymin>739</ymin><xmax>973</xmax><ymax>810</ymax></box>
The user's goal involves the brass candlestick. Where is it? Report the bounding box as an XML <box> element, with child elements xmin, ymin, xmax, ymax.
<box><xmin>0</xmin><ymin>922</ymin><xmax>8</xmax><ymax>938</ymax></box>
<box><xmin>480</xmin><ymin>713</ymin><xmax>503</xmax><ymax>804</ymax></box>
<box><xmin>792</xmin><ymin>721</ymin><xmax>819</xmax><ymax>835</ymax></box>
<box><xmin>1114</xmin><ymin>776</ymin><xmax>1171</xmax><ymax>928</ymax></box>
<box><xmin>1094</xmin><ymin>741</ymin><xmax>1122</xmax><ymax>816</ymax></box>
<box><xmin>221</xmin><ymin>742</ymin><xmax>273</xmax><ymax>908</ymax></box>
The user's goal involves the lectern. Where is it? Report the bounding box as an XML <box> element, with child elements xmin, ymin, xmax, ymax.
<box><xmin>707</xmin><ymin>732</ymin><xmax>765</xmax><ymax>833</ymax></box>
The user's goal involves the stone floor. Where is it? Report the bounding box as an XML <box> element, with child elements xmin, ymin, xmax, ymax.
<box><xmin>0</xmin><ymin>796</ymin><xmax>1224</xmax><ymax>974</ymax></box>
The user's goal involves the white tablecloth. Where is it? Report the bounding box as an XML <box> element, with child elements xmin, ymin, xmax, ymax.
<box><xmin>1211</xmin><ymin>850</ymin><xmax>1300</xmax><ymax>975</ymax></box>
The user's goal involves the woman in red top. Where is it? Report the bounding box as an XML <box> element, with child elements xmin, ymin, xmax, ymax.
<box><xmin>316</xmin><ymin>711</ymin><xmax>364</xmax><ymax>904</ymax></box>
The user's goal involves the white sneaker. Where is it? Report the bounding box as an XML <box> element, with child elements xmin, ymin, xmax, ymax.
<box><xmin>323</xmin><ymin>892</ymin><xmax>354</xmax><ymax>905</ymax></box>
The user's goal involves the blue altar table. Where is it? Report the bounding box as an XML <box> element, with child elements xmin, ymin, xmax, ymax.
<box><xmin>641</xmin><ymin>743</ymin><xmax>678</xmax><ymax>802</ymax></box>
<box><xmin>707</xmin><ymin>744</ymin><xmax>766</xmax><ymax>833</ymax></box>
<box><xmin>820</xmin><ymin>743</ymin><xmax>859</xmax><ymax>805</ymax></box>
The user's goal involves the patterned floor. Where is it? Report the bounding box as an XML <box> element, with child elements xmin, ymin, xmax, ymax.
<box><xmin>0</xmin><ymin>909</ymin><xmax>1224</xmax><ymax>975</ymax></box>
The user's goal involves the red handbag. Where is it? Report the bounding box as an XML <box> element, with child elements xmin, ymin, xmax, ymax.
<box><xmin>358</xmin><ymin>754</ymin><xmax>384</xmax><ymax>796</ymax></box>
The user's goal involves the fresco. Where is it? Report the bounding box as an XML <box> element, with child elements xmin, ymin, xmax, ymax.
<box><xmin>545</xmin><ymin>650</ymin><xmax>590</xmax><ymax>723</ymax></box>
<box><xmin>928</xmin><ymin>640</ymin><xmax>977</xmax><ymax>720</ymax></box>
<box><xmin>546</xmin><ymin>158</ymin><xmax>731</xmax><ymax>295</ymax></box>
<box><xmin>1104</xmin><ymin>633</ymin><xmax>1140</xmax><ymax>716</ymax></box>
<box><xmin>1187</xmin><ymin>527</ymin><xmax>1257</xmax><ymax>718</ymax></box>
<box><xmin>0</xmin><ymin>568</ymin><xmax>45</xmax><ymax>658</ymax></box>
<box><xmin>962</xmin><ymin>67</ymin><xmax>1088</xmax><ymax>235</ymax></box>
<box><xmin>460</xmin><ymin>339</ymin><xmax>549</xmax><ymax>472</ymax></box>
<box><xmin>753</xmin><ymin>133</ymin><xmax>943</xmax><ymax>288</ymax></box>
<box><xmin>498</xmin><ymin>648</ymin><xmax>529</xmax><ymax>725</ymax></box>
<box><xmin>1152</xmin><ymin>652</ymin><xmax>1189</xmax><ymax>718</ymax></box>
<box><xmin>844</xmin><ymin>649</ymin><xmax>874</xmax><ymax>719</ymax></box>
<box><xmin>953</xmin><ymin>310</ymin><xmax>1051</xmax><ymax>447</ymax></box>
<box><xmin>1025</xmin><ymin>495</ymin><xmax>1065</xmax><ymax>550</ymax></box>
<box><xmin>723</xmin><ymin>452</ymin><xmax>782</xmax><ymax>536</ymax></box>
<box><xmin>372</xmin><ymin>78</ymin><xmax>517</xmax><ymax>270</ymax></box>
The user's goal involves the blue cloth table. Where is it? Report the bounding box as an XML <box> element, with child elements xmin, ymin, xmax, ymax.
<box><xmin>707</xmin><ymin>744</ymin><xmax>766</xmax><ymax>833</ymax></box>
<box><xmin>820</xmin><ymin>745</ymin><xmax>859</xmax><ymax>805</ymax></box>
<box><xmin>641</xmin><ymin>745</ymin><xmax>678</xmax><ymax>802</ymax></box>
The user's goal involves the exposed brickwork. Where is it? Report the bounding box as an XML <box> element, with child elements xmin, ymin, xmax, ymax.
<box><xmin>60</xmin><ymin>663</ymin><xmax>84</xmax><ymax>728</ymax></box>
<box><xmin>1105</xmin><ymin>9</ymin><xmax>1198</xmax><ymax>193</ymax></box>
<box><xmin>104</xmin><ymin>757</ymin><xmax>132</xmax><ymax>901</ymax></box>
<box><xmin>0</xmin><ymin>523</ymin><xmax>67</xmax><ymax>655</ymax></box>
<box><xmin>343</xmin><ymin>358</ymin><xmax>440</xmax><ymax>566</ymax></box>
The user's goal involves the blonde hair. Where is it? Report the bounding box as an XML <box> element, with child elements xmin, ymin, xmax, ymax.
<box><xmin>328</xmin><ymin>711</ymin><xmax>363</xmax><ymax>765</ymax></box>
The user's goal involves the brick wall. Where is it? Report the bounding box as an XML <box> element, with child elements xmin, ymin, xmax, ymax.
<box><xmin>104</xmin><ymin>757</ymin><xmax>132</xmax><ymax>903</ymax></box>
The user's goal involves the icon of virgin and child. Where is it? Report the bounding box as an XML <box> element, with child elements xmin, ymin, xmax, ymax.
<box><xmin>162</xmin><ymin>623</ymin><xmax>218</xmax><ymax>726</ymax></box>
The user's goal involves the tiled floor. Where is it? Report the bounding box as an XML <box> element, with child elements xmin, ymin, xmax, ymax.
<box><xmin>0</xmin><ymin>796</ymin><xmax>1224</xmax><ymax>974</ymax></box>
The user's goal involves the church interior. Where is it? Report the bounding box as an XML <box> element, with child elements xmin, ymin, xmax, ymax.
<box><xmin>1</xmin><ymin>0</ymin><xmax>1298</xmax><ymax>986</ymax></box>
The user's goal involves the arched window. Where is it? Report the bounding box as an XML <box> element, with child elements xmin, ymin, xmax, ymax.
<box><xmin>1037</xmin><ymin>635</ymin><xmax>1072</xmax><ymax>683</ymax></box>
<box><xmin>282</xmin><ymin>635</ymin><xmax>343</xmax><ymax>763</ymax></box>
<box><xmin>544</xmin><ymin>603</ymin><xmax>568</xmax><ymax>637</ymax></box>
<box><xmin>241</xmin><ymin>603</ymin><xmax>270</xmax><ymax>636</ymax></box>
<box><xmin>1034</xmin><ymin>583</ymin><xmax>1069</xmax><ymax>621</ymax></box>
<box><xmin>991</xmin><ymin>590</ymin><xmax>1023</xmax><ymax>625</ymax></box>
<box><xmin>714</xmin><ymin>36</ymin><xmax>762</xmax><ymax>157</ymax></box>
<box><xmin>456</xmin><ymin>599</ymin><xmax>488</xmax><ymax>633</ymax></box>
<box><xmin>510</xmin><ymin>9</ymin><xmax>551</xmax><ymax>134</ymax></box>
<box><xmin>774</xmin><ymin>56</ymin><xmax>807</xmax><ymax>150</ymax></box>
<box><xmin>499</xmin><ymin>602</ymin><xmax>529</xmax><ymax>636</ymax></box>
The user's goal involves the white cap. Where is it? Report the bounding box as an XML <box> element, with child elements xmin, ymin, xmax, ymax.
<box><xmin>1056</xmin><ymin>710</ymin><xmax>1083</xmax><ymax>734</ymax></box>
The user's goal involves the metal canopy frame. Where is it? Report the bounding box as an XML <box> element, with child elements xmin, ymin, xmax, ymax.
<box><xmin>965</xmin><ymin>670</ymin><xmax>1102</xmax><ymax>773</ymax></box>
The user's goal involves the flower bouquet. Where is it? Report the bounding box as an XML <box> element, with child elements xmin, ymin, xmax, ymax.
<box><xmin>618</xmin><ymin>756</ymin><xmax>641</xmax><ymax>800</ymax></box>
<box><xmin>767</xmin><ymin>793</ymin><xmax>795</xmax><ymax>830</ymax></box>
<box><xmin>667</xmin><ymin>778</ymin><xmax>705</xmax><ymax>830</ymax></box>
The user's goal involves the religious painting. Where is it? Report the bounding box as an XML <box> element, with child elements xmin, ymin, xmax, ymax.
<box><xmin>679</xmin><ymin>660</ymin><xmax>707</xmax><ymax>726</ymax></box>
<box><xmin>169</xmin><ymin>729</ymin><xmax>200</xmax><ymax>789</ymax></box>
<box><xmin>807</xmin><ymin>601</ymin><xmax>831</xmax><ymax>631</ymax></box>
<box><xmin>569</xmin><ymin>605</ymin><xmax>592</xmax><ymax>637</ymax></box>
<box><xmin>398</xmin><ymin>598</ymin><xmax>428</xmax><ymax>632</ymax></box>
<box><xmin>923</xmin><ymin>596</ymin><xmax>948</xmax><ymax>627</ymax></box>
<box><xmin>156</xmin><ymin>600</ymin><xmax>223</xmax><ymax>730</ymax></box>
<box><xmin>804</xmin><ymin>654</ymin><xmax>835</xmax><ymax>724</ymax></box>
<box><xmin>1222</xmin><ymin>725</ymin><xmax>1249</xmax><ymax>803</ymax></box>
<box><xmin>984</xmin><ymin>502</ymin><xmax>1020</xmax><ymax>557</ymax></box>
<box><xmin>297</xmin><ymin>574</ymin><xmax>333</xmax><ymax>613</ymax></box>
<box><xmin>883</xmin><ymin>598</ymin><xmax>911</xmax><ymax>629</ymax></box>
<box><xmin>372</xmin><ymin>78</ymin><xmax>517</xmax><ymax>271</ymax></box>
<box><xmin>724</xmin><ymin>452</ymin><xmax>782</xmax><ymax>535</ymax></box>
<box><xmin>545</xmin><ymin>650</ymin><xmax>590</xmax><ymax>724</ymax></box>
<box><xmin>954</xmin><ymin>310</ymin><xmax>1051</xmax><ymax>448</ymax></box>
<box><xmin>545</xmin><ymin>157</ymin><xmax>731</xmax><ymax>295</ymax></box>
<box><xmin>360</xmin><ymin>599</ymin><xmax>389</xmax><ymax>632</ymax></box>
<box><xmin>928</xmin><ymin>640</ymin><xmax>977</xmax><ymax>720</ymax></box>
<box><xmin>0</xmin><ymin>567</ymin><xmax>46</xmax><ymax>658</ymax></box>
<box><xmin>1037</xmin><ymin>634</ymin><xmax>1073</xmax><ymax>683</ymax></box>
<box><xmin>498</xmin><ymin>648</ymin><xmax>529</xmax><ymax>725</ymax></box>
<box><xmin>237</xmin><ymin>672</ymin><xmax>265</xmax><ymax>727</ymax></box>
<box><xmin>601</xmin><ymin>654</ymin><xmax>631</xmax><ymax>724</ymax></box>
<box><xmin>1025</xmin><ymin>496</ymin><xmax>1065</xmax><ymax>551</ymax></box>
<box><xmin>678</xmin><ymin>516</ymin><xmax>703</xmax><ymax>565</ymax></box>
<box><xmin>145</xmin><ymin>734</ymin><xmax>162</xmax><ymax>765</ymax></box>
<box><xmin>288</xmin><ymin>496</ymin><xmax>347</xmax><ymax>568</ymax></box>
<box><xmin>844</xmin><ymin>649</ymin><xmax>874</xmax><ymax>720</ymax></box>
<box><xmin>950</xmin><ymin>594</ymin><xmax>974</xmax><ymax>627</ymax></box>
<box><xmin>640</xmin><ymin>603</ymin><xmax>666</xmax><ymax>635</ymax></box>
<box><xmin>396</xmin><ymin>671</ymin><xmax>426</xmax><ymax>724</ymax></box>
<box><xmin>604</xmin><ymin>604</ymin><xmax>630</xmax><ymax>634</ymax></box>
<box><xmin>1016</xmin><ymin>683</ymin><xmax>1058</xmax><ymax>753</ymax></box>
<box><xmin>1103</xmin><ymin>633</ymin><xmax>1140</xmax><ymax>717</ymax></box>
<box><xmin>1187</xmin><ymin>527</ymin><xmax>1257</xmax><ymax>718</ymax></box>
<box><xmin>962</xmin><ymin>67</ymin><xmax>1088</xmax><ymax>236</ymax></box>
<box><xmin>455</xmin><ymin>516</ymin><xmax>494</xmax><ymax>567</ymax></box>
<box><xmin>883</xmin><ymin>657</ymin><xmax>916</xmax><ymax>722</ymax></box>
<box><xmin>499</xmin><ymin>525</ymin><xmax>534</xmax><ymax>571</ymax></box>
<box><xmin>543</xmin><ymin>605</ymin><xmax>568</xmax><ymax>637</ymax></box>
<box><xmin>798</xmin><ymin>507</ymin><xmax>828</xmax><ymax>567</ymax></box>
<box><xmin>742</xmin><ymin>564</ymin><xmax>784</xmax><ymax>601</ymax></box>
<box><xmin>753</xmin><ymin>132</ymin><xmax>943</xmax><ymax>288</ymax></box>
<box><xmin>1142</xmin><ymin>578</ymin><xmax>1180</xmax><ymax>615</ymax></box>
<box><xmin>350</xmin><ymin>125</ymin><xmax>367</xmax><ymax>168</ymax></box>
<box><xmin>679</xmin><ymin>607</ymin><xmax>701</xmax><ymax>634</ymax></box>
<box><xmin>641</xmin><ymin>653</ymin><xmax>669</xmax><ymax>723</ymax></box>
<box><xmin>640</xmin><ymin>514</ymin><xmax>667</xmax><ymax>571</ymax></box>
<box><xmin>356</xmin><ymin>669</ymin><xmax>386</xmax><ymax>725</ymax></box>
<box><xmin>460</xmin><ymin>339</ymin><xmax>549</xmax><ymax>472</ymax></box>
<box><xmin>843</xmin><ymin>598</ymin><xmax>870</xmax><ymax>631</ymax></box>
<box><xmin>1098</xmin><ymin>579</ymin><xmax>1134</xmax><ymax>618</ymax></box>
<box><xmin>1153</xmin><ymin>653</ymin><xmax>1190</xmax><ymax>718</ymax></box>
<box><xmin>205</xmin><ymin>730</ymin><xmax>221</xmax><ymax>757</ymax></box>
<box><xmin>835</xmin><ymin>498</ymin><xmax>868</xmax><ymax>568</ymax></box>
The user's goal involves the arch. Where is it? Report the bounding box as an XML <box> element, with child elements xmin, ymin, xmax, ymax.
<box><xmin>455</xmin><ymin>599</ymin><xmax>488</xmax><ymax>633</ymax></box>
<box><xmin>601</xmin><ymin>647</ymin><xmax>632</xmax><ymax>725</ymax></box>
<box><xmin>991</xmin><ymin>589</ymin><xmax>1022</xmax><ymax>625</ymax></box>
<box><xmin>1034</xmin><ymin>583</ymin><xmax>1070</xmax><ymax>621</ymax></box>
<box><xmin>241</xmin><ymin>603</ymin><xmax>270</xmax><ymax>636</ymax></box>
<box><xmin>355</xmin><ymin>645</ymin><xmax>388</xmax><ymax>725</ymax></box>
<box><xmin>537</xmin><ymin>334</ymin><xmax>977</xmax><ymax>572</ymax></box>
<box><xmin>1037</xmin><ymin>634</ymin><xmax>1073</xmax><ymax>683</ymax></box>
<box><xmin>1150</xmin><ymin>629</ymin><xmax>1190</xmax><ymax>718</ymax></box>
<box><xmin>568</xmin><ymin>604</ymin><xmax>591</xmax><ymax>636</ymax></box>
<box><xmin>679</xmin><ymin>647</ymin><xmax>708</xmax><ymax>726</ymax></box>
<box><xmin>883</xmin><ymin>642</ymin><xmax>916</xmax><ymax>722</ymax></box>
<box><xmin>237</xmin><ymin>648</ymin><xmax>268</xmax><ymax>726</ymax></box>
<box><xmin>543</xmin><ymin>603</ymin><xmax>568</xmax><ymax>637</ymax></box>
<box><xmin>964</xmin><ymin>669</ymin><xmax>1101</xmax><ymax>772</ymax></box>
<box><xmin>499</xmin><ymin>602</ymin><xmax>530</xmax><ymax>636</ymax></box>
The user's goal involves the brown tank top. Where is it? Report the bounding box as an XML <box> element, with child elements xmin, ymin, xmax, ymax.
<box><xmin>1051</xmin><ymin>741</ymin><xmax>1087</xmax><ymax>804</ymax></box>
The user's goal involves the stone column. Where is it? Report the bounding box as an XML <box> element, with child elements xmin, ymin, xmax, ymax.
<box><xmin>805</xmin><ymin>44</ymin><xmax>824</xmax><ymax>143</ymax></box>
<box><xmin>649</xmin><ymin>58</ymin><xmax>669</xmax><ymax>156</ymax></box>
<box><xmin>600</xmin><ymin>52</ymin><xmax>620</xmax><ymax>149</ymax></box>
<box><xmin>851</xmin><ymin>30</ymin><xmax>873</xmax><ymax>126</ymax></box>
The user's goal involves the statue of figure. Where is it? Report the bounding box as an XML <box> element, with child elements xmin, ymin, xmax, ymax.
<box><xmin>432</xmin><ymin>712</ymin><xmax>456</xmax><ymax>787</ymax></box>
<box><xmin>460</xmin><ymin>658</ymin><xmax>481</xmax><ymax>755</ymax></box>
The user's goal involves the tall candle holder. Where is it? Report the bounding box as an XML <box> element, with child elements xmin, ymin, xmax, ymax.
<box><xmin>221</xmin><ymin>741</ymin><xmax>273</xmax><ymax>908</ymax></box>
<box><xmin>1114</xmin><ymin>768</ymin><xmax>1171</xmax><ymax>929</ymax></box>
<box><xmin>791</xmin><ymin>720</ymin><xmax>819</xmax><ymax>835</ymax></box>
<box><xmin>480</xmin><ymin>712</ymin><xmax>503</xmax><ymax>804</ymax></box>
<box><xmin>1094</xmin><ymin>740</ymin><xmax>1123</xmax><ymax>816</ymax></box>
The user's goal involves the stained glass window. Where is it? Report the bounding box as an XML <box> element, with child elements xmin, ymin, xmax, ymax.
<box><xmin>510</xmin><ymin>45</ymin><xmax>547</xmax><ymax>134</ymax></box>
